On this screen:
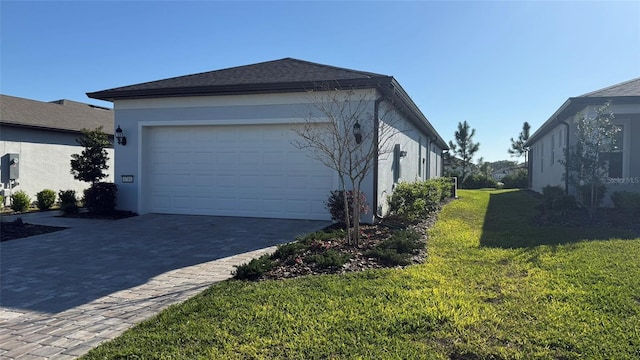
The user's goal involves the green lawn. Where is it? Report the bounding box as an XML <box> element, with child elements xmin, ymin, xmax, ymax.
<box><xmin>82</xmin><ymin>189</ymin><xmax>640</xmax><ymax>359</ymax></box>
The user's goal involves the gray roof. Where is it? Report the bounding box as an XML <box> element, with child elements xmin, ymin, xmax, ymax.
<box><xmin>525</xmin><ymin>77</ymin><xmax>640</xmax><ymax>146</ymax></box>
<box><xmin>87</xmin><ymin>58</ymin><xmax>390</xmax><ymax>100</ymax></box>
<box><xmin>580</xmin><ymin>77</ymin><xmax>640</xmax><ymax>97</ymax></box>
<box><xmin>0</xmin><ymin>95</ymin><xmax>114</xmax><ymax>135</ymax></box>
<box><xmin>87</xmin><ymin>57</ymin><xmax>448</xmax><ymax>149</ymax></box>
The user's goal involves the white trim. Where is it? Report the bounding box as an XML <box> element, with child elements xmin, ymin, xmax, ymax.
<box><xmin>137</xmin><ymin>117</ymin><xmax>324</xmax><ymax>127</ymax></box>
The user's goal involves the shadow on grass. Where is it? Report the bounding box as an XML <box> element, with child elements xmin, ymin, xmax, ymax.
<box><xmin>480</xmin><ymin>190</ymin><xmax>638</xmax><ymax>248</ymax></box>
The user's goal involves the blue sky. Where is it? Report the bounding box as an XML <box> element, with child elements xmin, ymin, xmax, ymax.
<box><xmin>2</xmin><ymin>1</ymin><xmax>639</xmax><ymax>162</ymax></box>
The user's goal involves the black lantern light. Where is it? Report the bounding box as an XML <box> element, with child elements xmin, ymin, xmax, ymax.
<box><xmin>115</xmin><ymin>125</ymin><xmax>127</xmax><ymax>146</ymax></box>
<box><xmin>353</xmin><ymin>121</ymin><xmax>362</xmax><ymax>144</ymax></box>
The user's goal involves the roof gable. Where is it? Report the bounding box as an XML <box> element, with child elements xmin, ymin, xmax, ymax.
<box><xmin>87</xmin><ymin>58</ymin><xmax>391</xmax><ymax>100</ymax></box>
<box><xmin>0</xmin><ymin>95</ymin><xmax>114</xmax><ymax>134</ymax></box>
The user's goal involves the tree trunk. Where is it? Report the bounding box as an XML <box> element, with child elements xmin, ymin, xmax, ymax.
<box><xmin>352</xmin><ymin>186</ymin><xmax>361</xmax><ymax>247</ymax></box>
<box><xmin>342</xmin><ymin>188</ymin><xmax>352</xmax><ymax>246</ymax></box>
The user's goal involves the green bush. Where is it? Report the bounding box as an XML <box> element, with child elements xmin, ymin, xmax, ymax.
<box><xmin>365</xmin><ymin>229</ymin><xmax>424</xmax><ymax>267</ymax></box>
<box><xmin>305</xmin><ymin>249</ymin><xmax>351</xmax><ymax>269</ymax></box>
<box><xmin>272</xmin><ymin>242</ymin><xmax>308</xmax><ymax>261</ymax></box>
<box><xmin>59</xmin><ymin>190</ymin><xmax>79</xmax><ymax>215</ymax></box>
<box><xmin>36</xmin><ymin>189</ymin><xmax>57</xmax><ymax>210</ymax></box>
<box><xmin>325</xmin><ymin>190</ymin><xmax>369</xmax><ymax>226</ymax></box>
<box><xmin>552</xmin><ymin>195</ymin><xmax>577</xmax><ymax>211</ymax></box>
<box><xmin>388</xmin><ymin>179</ymin><xmax>450</xmax><ymax>222</ymax></box>
<box><xmin>576</xmin><ymin>184</ymin><xmax>607</xmax><ymax>210</ymax></box>
<box><xmin>10</xmin><ymin>190</ymin><xmax>31</xmax><ymax>212</ymax></box>
<box><xmin>502</xmin><ymin>170</ymin><xmax>528</xmax><ymax>189</ymax></box>
<box><xmin>364</xmin><ymin>248</ymin><xmax>411</xmax><ymax>266</ymax></box>
<box><xmin>461</xmin><ymin>174</ymin><xmax>497</xmax><ymax>189</ymax></box>
<box><xmin>233</xmin><ymin>254</ymin><xmax>275</xmax><ymax>280</ymax></box>
<box><xmin>84</xmin><ymin>182</ymin><xmax>118</xmax><ymax>214</ymax></box>
<box><xmin>611</xmin><ymin>191</ymin><xmax>640</xmax><ymax>214</ymax></box>
<box><xmin>542</xmin><ymin>185</ymin><xmax>565</xmax><ymax>209</ymax></box>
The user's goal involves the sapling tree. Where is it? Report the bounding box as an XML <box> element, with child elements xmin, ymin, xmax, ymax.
<box><xmin>292</xmin><ymin>85</ymin><xmax>401</xmax><ymax>246</ymax></box>
<box><xmin>560</xmin><ymin>102</ymin><xmax>618</xmax><ymax>219</ymax></box>
<box><xmin>448</xmin><ymin>120</ymin><xmax>480</xmax><ymax>186</ymax></box>
<box><xmin>70</xmin><ymin>127</ymin><xmax>111</xmax><ymax>184</ymax></box>
<box><xmin>508</xmin><ymin>121</ymin><xmax>531</xmax><ymax>164</ymax></box>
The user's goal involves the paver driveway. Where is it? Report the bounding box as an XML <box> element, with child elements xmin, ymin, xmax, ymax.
<box><xmin>0</xmin><ymin>213</ymin><xmax>329</xmax><ymax>359</ymax></box>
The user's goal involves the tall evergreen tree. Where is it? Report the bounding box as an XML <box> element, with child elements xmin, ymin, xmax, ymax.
<box><xmin>70</xmin><ymin>127</ymin><xmax>111</xmax><ymax>184</ymax></box>
<box><xmin>448</xmin><ymin>120</ymin><xmax>480</xmax><ymax>185</ymax></box>
<box><xmin>508</xmin><ymin>121</ymin><xmax>531</xmax><ymax>163</ymax></box>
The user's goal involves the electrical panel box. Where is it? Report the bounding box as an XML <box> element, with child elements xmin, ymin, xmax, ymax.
<box><xmin>1</xmin><ymin>153</ymin><xmax>19</xmax><ymax>184</ymax></box>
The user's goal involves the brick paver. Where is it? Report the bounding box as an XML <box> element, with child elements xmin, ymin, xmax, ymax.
<box><xmin>1</xmin><ymin>213</ymin><xmax>328</xmax><ymax>359</ymax></box>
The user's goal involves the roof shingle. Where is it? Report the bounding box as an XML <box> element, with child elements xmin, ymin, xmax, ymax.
<box><xmin>579</xmin><ymin>77</ymin><xmax>640</xmax><ymax>97</ymax></box>
<box><xmin>0</xmin><ymin>95</ymin><xmax>114</xmax><ymax>134</ymax></box>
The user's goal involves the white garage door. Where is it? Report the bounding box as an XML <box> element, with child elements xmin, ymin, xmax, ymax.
<box><xmin>145</xmin><ymin>124</ymin><xmax>334</xmax><ymax>220</ymax></box>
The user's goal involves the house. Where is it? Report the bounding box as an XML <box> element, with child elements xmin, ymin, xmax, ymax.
<box><xmin>0</xmin><ymin>95</ymin><xmax>114</xmax><ymax>206</ymax></box>
<box><xmin>87</xmin><ymin>58</ymin><xmax>448</xmax><ymax>222</ymax></box>
<box><xmin>524</xmin><ymin>78</ymin><xmax>640</xmax><ymax>202</ymax></box>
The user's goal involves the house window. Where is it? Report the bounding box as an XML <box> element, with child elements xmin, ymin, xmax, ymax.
<box><xmin>602</xmin><ymin>125</ymin><xmax>624</xmax><ymax>178</ymax></box>
<box><xmin>551</xmin><ymin>135</ymin><xmax>555</xmax><ymax>165</ymax></box>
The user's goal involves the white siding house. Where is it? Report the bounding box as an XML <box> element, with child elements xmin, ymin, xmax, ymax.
<box><xmin>525</xmin><ymin>78</ymin><xmax>640</xmax><ymax>203</ymax></box>
<box><xmin>0</xmin><ymin>95</ymin><xmax>114</xmax><ymax>206</ymax></box>
<box><xmin>88</xmin><ymin>58</ymin><xmax>448</xmax><ymax>222</ymax></box>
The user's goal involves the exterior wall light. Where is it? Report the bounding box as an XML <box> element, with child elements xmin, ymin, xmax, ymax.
<box><xmin>353</xmin><ymin>121</ymin><xmax>362</xmax><ymax>144</ymax></box>
<box><xmin>115</xmin><ymin>125</ymin><xmax>127</xmax><ymax>146</ymax></box>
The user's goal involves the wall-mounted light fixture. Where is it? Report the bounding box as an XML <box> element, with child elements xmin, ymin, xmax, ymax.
<box><xmin>353</xmin><ymin>121</ymin><xmax>362</xmax><ymax>144</ymax></box>
<box><xmin>115</xmin><ymin>125</ymin><xmax>127</xmax><ymax>146</ymax></box>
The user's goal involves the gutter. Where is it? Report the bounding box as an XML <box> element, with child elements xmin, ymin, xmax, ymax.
<box><xmin>559</xmin><ymin>119</ymin><xmax>570</xmax><ymax>195</ymax></box>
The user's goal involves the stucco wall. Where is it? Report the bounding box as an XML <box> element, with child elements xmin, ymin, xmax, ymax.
<box><xmin>0</xmin><ymin>127</ymin><xmax>114</xmax><ymax>206</ymax></box>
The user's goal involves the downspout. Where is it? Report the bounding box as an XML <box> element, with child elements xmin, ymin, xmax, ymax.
<box><xmin>559</xmin><ymin>119</ymin><xmax>570</xmax><ymax>195</ymax></box>
<box><xmin>373</xmin><ymin>96</ymin><xmax>384</xmax><ymax>221</ymax></box>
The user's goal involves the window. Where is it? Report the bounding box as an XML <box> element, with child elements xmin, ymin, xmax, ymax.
<box><xmin>551</xmin><ymin>135</ymin><xmax>555</xmax><ymax>165</ymax></box>
<box><xmin>602</xmin><ymin>125</ymin><xmax>624</xmax><ymax>178</ymax></box>
<box><xmin>418</xmin><ymin>137</ymin><xmax>422</xmax><ymax>178</ymax></box>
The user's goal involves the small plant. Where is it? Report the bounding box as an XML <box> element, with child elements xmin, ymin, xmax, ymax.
<box><xmin>611</xmin><ymin>191</ymin><xmax>640</xmax><ymax>215</ymax></box>
<box><xmin>325</xmin><ymin>190</ymin><xmax>369</xmax><ymax>226</ymax></box>
<box><xmin>10</xmin><ymin>190</ymin><xmax>31</xmax><ymax>212</ymax></box>
<box><xmin>364</xmin><ymin>248</ymin><xmax>411</xmax><ymax>266</ymax></box>
<box><xmin>36</xmin><ymin>189</ymin><xmax>57</xmax><ymax>210</ymax></box>
<box><xmin>59</xmin><ymin>190</ymin><xmax>79</xmax><ymax>215</ymax></box>
<box><xmin>233</xmin><ymin>254</ymin><xmax>275</xmax><ymax>280</ymax></box>
<box><xmin>272</xmin><ymin>242</ymin><xmax>308</xmax><ymax>262</ymax></box>
<box><xmin>541</xmin><ymin>185</ymin><xmax>565</xmax><ymax>209</ymax></box>
<box><xmin>388</xmin><ymin>179</ymin><xmax>450</xmax><ymax>222</ymax></box>
<box><xmin>305</xmin><ymin>249</ymin><xmax>351</xmax><ymax>269</ymax></box>
<box><xmin>365</xmin><ymin>229</ymin><xmax>423</xmax><ymax>267</ymax></box>
<box><xmin>84</xmin><ymin>182</ymin><xmax>118</xmax><ymax>214</ymax></box>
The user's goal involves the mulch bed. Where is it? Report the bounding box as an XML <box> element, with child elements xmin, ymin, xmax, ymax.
<box><xmin>1</xmin><ymin>221</ymin><xmax>67</xmax><ymax>242</ymax></box>
<box><xmin>259</xmin><ymin>213</ymin><xmax>439</xmax><ymax>281</ymax></box>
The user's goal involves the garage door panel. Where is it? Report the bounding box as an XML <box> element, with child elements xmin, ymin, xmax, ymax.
<box><xmin>146</xmin><ymin>124</ymin><xmax>333</xmax><ymax>220</ymax></box>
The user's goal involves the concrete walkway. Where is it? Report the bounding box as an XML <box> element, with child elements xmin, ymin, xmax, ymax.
<box><xmin>0</xmin><ymin>212</ymin><xmax>329</xmax><ymax>359</ymax></box>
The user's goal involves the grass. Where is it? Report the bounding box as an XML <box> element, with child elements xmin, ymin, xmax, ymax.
<box><xmin>82</xmin><ymin>189</ymin><xmax>640</xmax><ymax>359</ymax></box>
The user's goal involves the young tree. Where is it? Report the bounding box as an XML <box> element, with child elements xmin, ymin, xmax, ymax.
<box><xmin>560</xmin><ymin>102</ymin><xmax>618</xmax><ymax>219</ymax></box>
<box><xmin>508</xmin><ymin>121</ymin><xmax>531</xmax><ymax>163</ymax></box>
<box><xmin>70</xmin><ymin>127</ymin><xmax>111</xmax><ymax>184</ymax></box>
<box><xmin>292</xmin><ymin>86</ymin><xmax>400</xmax><ymax>246</ymax></box>
<box><xmin>448</xmin><ymin>120</ymin><xmax>480</xmax><ymax>185</ymax></box>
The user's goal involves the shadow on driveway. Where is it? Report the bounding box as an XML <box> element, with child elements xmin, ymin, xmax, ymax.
<box><xmin>0</xmin><ymin>214</ymin><xmax>329</xmax><ymax>314</ymax></box>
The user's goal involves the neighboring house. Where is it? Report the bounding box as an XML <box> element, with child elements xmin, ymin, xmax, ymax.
<box><xmin>87</xmin><ymin>58</ymin><xmax>448</xmax><ymax>222</ymax></box>
<box><xmin>524</xmin><ymin>78</ymin><xmax>640</xmax><ymax>203</ymax></box>
<box><xmin>0</xmin><ymin>95</ymin><xmax>114</xmax><ymax>206</ymax></box>
<box><xmin>492</xmin><ymin>163</ymin><xmax>525</xmax><ymax>181</ymax></box>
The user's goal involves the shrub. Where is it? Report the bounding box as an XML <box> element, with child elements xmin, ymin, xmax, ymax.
<box><xmin>552</xmin><ymin>195</ymin><xmax>577</xmax><ymax>212</ymax></box>
<box><xmin>10</xmin><ymin>190</ymin><xmax>31</xmax><ymax>212</ymax></box>
<box><xmin>365</xmin><ymin>229</ymin><xmax>423</xmax><ymax>267</ymax></box>
<box><xmin>326</xmin><ymin>190</ymin><xmax>369</xmax><ymax>226</ymax></box>
<box><xmin>272</xmin><ymin>242</ymin><xmax>308</xmax><ymax>261</ymax></box>
<box><xmin>233</xmin><ymin>254</ymin><xmax>275</xmax><ymax>280</ymax></box>
<box><xmin>462</xmin><ymin>174</ymin><xmax>497</xmax><ymax>189</ymax></box>
<box><xmin>502</xmin><ymin>170</ymin><xmax>528</xmax><ymax>189</ymax></box>
<box><xmin>305</xmin><ymin>249</ymin><xmax>351</xmax><ymax>269</ymax></box>
<box><xmin>611</xmin><ymin>191</ymin><xmax>640</xmax><ymax>214</ymax></box>
<box><xmin>36</xmin><ymin>189</ymin><xmax>57</xmax><ymax>210</ymax></box>
<box><xmin>84</xmin><ymin>182</ymin><xmax>118</xmax><ymax>214</ymax></box>
<box><xmin>542</xmin><ymin>185</ymin><xmax>565</xmax><ymax>209</ymax></box>
<box><xmin>59</xmin><ymin>190</ymin><xmax>79</xmax><ymax>215</ymax></box>
<box><xmin>388</xmin><ymin>179</ymin><xmax>449</xmax><ymax>222</ymax></box>
<box><xmin>576</xmin><ymin>184</ymin><xmax>606</xmax><ymax>210</ymax></box>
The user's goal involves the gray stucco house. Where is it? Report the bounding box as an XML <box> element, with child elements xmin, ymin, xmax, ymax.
<box><xmin>524</xmin><ymin>77</ymin><xmax>640</xmax><ymax>202</ymax></box>
<box><xmin>0</xmin><ymin>95</ymin><xmax>114</xmax><ymax>206</ymax></box>
<box><xmin>87</xmin><ymin>58</ymin><xmax>448</xmax><ymax>221</ymax></box>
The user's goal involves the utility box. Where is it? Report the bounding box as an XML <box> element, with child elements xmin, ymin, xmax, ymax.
<box><xmin>1</xmin><ymin>153</ymin><xmax>20</xmax><ymax>184</ymax></box>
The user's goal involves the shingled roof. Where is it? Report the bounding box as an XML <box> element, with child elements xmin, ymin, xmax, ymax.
<box><xmin>0</xmin><ymin>95</ymin><xmax>114</xmax><ymax>134</ymax></box>
<box><xmin>525</xmin><ymin>77</ymin><xmax>640</xmax><ymax>146</ymax></box>
<box><xmin>87</xmin><ymin>57</ymin><xmax>448</xmax><ymax>149</ymax></box>
<box><xmin>87</xmin><ymin>58</ymin><xmax>392</xmax><ymax>101</ymax></box>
